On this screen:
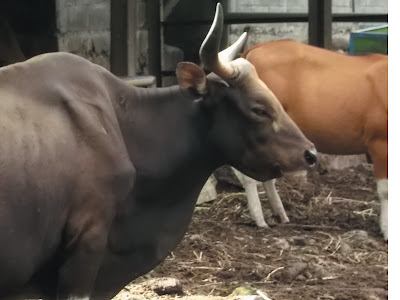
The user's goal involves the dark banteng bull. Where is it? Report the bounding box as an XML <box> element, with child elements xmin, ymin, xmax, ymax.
<box><xmin>0</xmin><ymin>4</ymin><xmax>316</xmax><ymax>300</ymax></box>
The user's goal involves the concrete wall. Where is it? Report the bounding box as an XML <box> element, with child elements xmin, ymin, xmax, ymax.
<box><xmin>53</xmin><ymin>0</ymin><xmax>387</xmax><ymax>75</ymax></box>
<box><xmin>159</xmin><ymin>0</ymin><xmax>387</xmax><ymax>86</ymax></box>
<box><xmin>229</xmin><ymin>0</ymin><xmax>387</xmax><ymax>14</ymax></box>
<box><xmin>228</xmin><ymin>0</ymin><xmax>388</xmax><ymax>51</ymax></box>
<box><xmin>56</xmin><ymin>0</ymin><xmax>110</xmax><ymax>69</ymax></box>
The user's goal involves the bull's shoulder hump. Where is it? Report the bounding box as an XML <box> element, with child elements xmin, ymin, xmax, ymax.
<box><xmin>26</xmin><ymin>52</ymin><xmax>108</xmax><ymax>79</ymax></box>
<box><xmin>0</xmin><ymin>52</ymin><xmax>106</xmax><ymax>84</ymax></box>
<box><xmin>27</xmin><ymin>52</ymin><xmax>94</xmax><ymax>66</ymax></box>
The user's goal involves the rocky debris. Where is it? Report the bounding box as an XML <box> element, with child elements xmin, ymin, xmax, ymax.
<box><xmin>273</xmin><ymin>262</ymin><xmax>309</xmax><ymax>283</ymax></box>
<box><xmin>290</xmin><ymin>236</ymin><xmax>307</xmax><ymax>246</ymax></box>
<box><xmin>343</xmin><ymin>229</ymin><xmax>382</xmax><ymax>249</ymax></box>
<box><xmin>339</xmin><ymin>242</ymin><xmax>352</xmax><ymax>256</ymax></box>
<box><xmin>272</xmin><ymin>237</ymin><xmax>290</xmax><ymax>250</ymax></box>
<box><xmin>235</xmin><ymin>296</ymin><xmax>266</xmax><ymax>300</ymax></box>
<box><xmin>318</xmin><ymin>154</ymin><xmax>367</xmax><ymax>171</ymax></box>
<box><xmin>230</xmin><ymin>287</ymin><xmax>272</xmax><ymax>300</ymax></box>
<box><xmin>145</xmin><ymin>277</ymin><xmax>183</xmax><ymax>295</ymax></box>
<box><xmin>309</xmin><ymin>264</ymin><xmax>332</xmax><ymax>279</ymax></box>
<box><xmin>113</xmin><ymin>290</ymin><xmax>144</xmax><ymax>300</ymax></box>
<box><xmin>230</xmin><ymin>286</ymin><xmax>257</xmax><ymax>296</ymax></box>
<box><xmin>345</xmin><ymin>229</ymin><xmax>369</xmax><ymax>240</ymax></box>
<box><xmin>308</xmin><ymin>238</ymin><xmax>317</xmax><ymax>246</ymax></box>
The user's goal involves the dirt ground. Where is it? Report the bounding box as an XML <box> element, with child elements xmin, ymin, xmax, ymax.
<box><xmin>115</xmin><ymin>163</ymin><xmax>388</xmax><ymax>300</ymax></box>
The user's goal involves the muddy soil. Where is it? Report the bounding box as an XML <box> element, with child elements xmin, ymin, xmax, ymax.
<box><xmin>115</xmin><ymin>163</ymin><xmax>388</xmax><ymax>300</ymax></box>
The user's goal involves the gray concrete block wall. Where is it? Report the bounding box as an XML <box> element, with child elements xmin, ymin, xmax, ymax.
<box><xmin>355</xmin><ymin>0</ymin><xmax>388</xmax><ymax>13</ymax></box>
<box><xmin>230</xmin><ymin>0</ymin><xmax>387</xmax><ymax>13</ymax></box>
<box><xmin>52</xmin><ymin>0</ymin><xmax>387</xmax><ymax>79</ymax></box>
<box><xmin>229</xmin><ymin>0</ymin><xmax>306</xmax><ymax>13</ymax></box>
<box><xmin>286</xmin><ymin>0</ymin><xmax>307</xmax><ymax>12</ymax></box>
<box><xmin>55</xmin><ymin>0</ymin><xmax>110</xmax><ymax>69</ymax></box>
<box><xmin>229</xmin><ymin>0</ymin><xmax>387</xmax><ymax>51</ymax></box>
<box><xmin>332</xmin><ymin>0</ymin><xmax>354</xmax><ymax>13</ymax></box>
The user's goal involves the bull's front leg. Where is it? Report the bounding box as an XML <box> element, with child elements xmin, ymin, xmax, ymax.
<box><xmin>57</xmin><ymin>211</ymin><xmax>112</xmax><ymax>300</ymax></box>
<box><xmin>57</xmin><ymin>166</ymin><xmax>135</xmax><ymax>300</ymax></box>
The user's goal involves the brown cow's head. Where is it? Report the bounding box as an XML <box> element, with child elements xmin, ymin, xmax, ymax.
<box><xmin>176</xmin><ymin>3</ymin><xmax>317</xmax><ymax>181</ymax></box>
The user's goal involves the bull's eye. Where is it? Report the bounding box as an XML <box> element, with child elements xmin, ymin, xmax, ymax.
<box><xmin>252</xmin><ymin>107</ymin><xmax>270</xmax><ymax>119</ymax></box>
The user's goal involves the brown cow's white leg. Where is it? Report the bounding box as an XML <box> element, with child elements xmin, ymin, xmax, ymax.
<box><xmin>197</xmin><ymin>175</ymin><xmax>218</xmax><ymax>204</ymax></box>
<box><xmin>232</xmin><ymin>168</ymin><xmax>269</xmax><ymax>228</ymax></box>
<box><xmin>262</xmin><ymin>179</ymin><xmax>290</xmax><ymax>223</ymax></box>
<box><xmin>244</xmin><ymin>178</ymin><xmax>270</xmax><ymax>228</ymax></box>
<box><xmin>368</xmin><ymin>139</ymin><xmax>388</xmax><ymax>240</ymax></box>
<box><xmin>377</xmin><ymin>179</ymin><xmax>388</xmax><ymax>241</ymax></box>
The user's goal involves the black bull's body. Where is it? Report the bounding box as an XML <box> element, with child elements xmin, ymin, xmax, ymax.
<box><xmin>0</xmin><ymin>4</ymin><xmax>316</xmax><ymax>300</ymax></box>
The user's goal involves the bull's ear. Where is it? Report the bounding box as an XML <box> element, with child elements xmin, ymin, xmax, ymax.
<box><xmin>176</xmin><ymin>62</ymin><xmax>207</xmax><ymax>95</ymax></box>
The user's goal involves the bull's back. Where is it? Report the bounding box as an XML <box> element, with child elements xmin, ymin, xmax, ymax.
<box><xmin>0</xmin><ymin>69</ymin><xmax>94</xmax><ymax>272</ymax></box>
<box><xmin>0</xmin><ymin>53</ymin><xmax>133</xmax><ymax>294</ymax></box>
<box><xmin>0</xmin><ymin>53</ymin><xmax>105</xmax><ymax>214</ymax></box>
<box><xmin>0</xmin><ymin>92</ymin><xmax>81</xmax><ymax>292</ymax></box>
<box><xmin>243</xmin><ymin>40</ymin><xmax>388</xmax><ymax>154</ymax></box>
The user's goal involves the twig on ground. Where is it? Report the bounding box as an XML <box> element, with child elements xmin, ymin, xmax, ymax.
<box><xmin>257</xmin><ymin>289</ymin><xmax>273</xmax><ymax>300</ymax></box>
<box><xmin>306</xmin><ymin>276</ymin><xmax>338</xmax><ymax>283</ymax></box>
<box><xmin>322</xmin><ymin>276</ymin><xmax>338</xmax><ymax>280</ymax></box>
<box><xmin>264</xmin><ymin>266</ymin><xmax>284</xmax><ymax>281</ymax></box>
<box><xmin>321</xmin><ymin>233</ymin><xmax>335</xmax><ymax>251</ymax></box>
<box><xmin>353</xmin><ymin>208</ymin><xmax>377</xmax><ymax>218</ymax></box>
<box><xmin>278</xmin><ymin>224</ymin><xmax>341</xmax><ymax>231</ymax></box>
<box><xmin>313</xmin><ymin>196</ymin><xmax>379</xmax><ymax>206</ymax></box>
<box><xmin>191</xmin><ymin>266</ymin><xmax>222</xmax><ymax>271</ymax></box>
<box><xmin>242</xmin><ymin>252</ymin><xmax>267</xmax><ymax>259</ymax></box>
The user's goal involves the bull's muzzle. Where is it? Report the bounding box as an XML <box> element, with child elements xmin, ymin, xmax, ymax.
<box><xmin>304</xmin><ymin>149</ymin><xmax>318</xmax><ymax>167</ymax></box>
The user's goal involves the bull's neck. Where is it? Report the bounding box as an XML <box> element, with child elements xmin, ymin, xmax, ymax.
<box><xmin>116</xmin><ymin>84</ymin><xmax>221</xmax><ymax>183</ymax></box>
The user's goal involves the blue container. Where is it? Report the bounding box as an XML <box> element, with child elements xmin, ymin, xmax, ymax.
<box><xmin>349</xmin><ymin>25</ymin><xmax>388</xmax><ymax>55</ymax></box>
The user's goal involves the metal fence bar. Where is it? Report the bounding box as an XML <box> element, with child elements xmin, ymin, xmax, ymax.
<box><xmin>147</xmin><ymin>0</ymin><xmax>162</xmax><ymax>87</ymax></box>
<box><xmin>162</xmin><ymin>13</ymin><xmax>387</xmax><ymax>26</ymax></box>
<box><xmin>332</xmin><ymin>13</ymin><xmax>388</xmax><ymax>22</ymax></box>
<box><xmin>163</xmin><ymin>13</ymin><xmax>308</xmax><ymax>25</ymax></box>
<box><xmin>309</xmin><ymin>0</ymin><xmax>332</xmax><ymax>48</ymax></box>
<box><xmin>110</xmin><ymin>0</ymin><xmax>128</xmax><ymax>76</ymax></box>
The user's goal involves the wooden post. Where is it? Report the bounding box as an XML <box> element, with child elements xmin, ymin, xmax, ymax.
<box><xmin>308</xmin><ymin>0</ymin><xmax>332</xmax><ymax>48</ymax></box>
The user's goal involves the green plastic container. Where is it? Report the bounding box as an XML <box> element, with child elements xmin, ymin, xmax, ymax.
<box><xmin>349</xmin><ymin>25</ymin><xmax>388</xmax><ymax>55</ymax></box>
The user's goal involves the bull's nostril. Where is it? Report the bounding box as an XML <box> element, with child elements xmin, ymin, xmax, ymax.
<box><xmin>304</xmin><ymin>149</ymin><xmax>317</xmax><ymax>166</ymax></box>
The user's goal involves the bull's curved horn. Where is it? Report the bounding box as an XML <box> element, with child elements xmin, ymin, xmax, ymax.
<box><xmin>218</xmin><ymin>31</ymin><xmax>248</xmax><ymax>63</ymax></box>
<box><xmin>199</xmin><ymin>3</ymin><xmax>235</xmax><ymax>79</ymax></box>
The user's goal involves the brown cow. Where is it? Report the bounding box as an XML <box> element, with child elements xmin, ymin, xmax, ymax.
<box><xmin>237</xmin><ymin>40</ymin><xmax>388</xmax><ymax>240</ymax></box>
